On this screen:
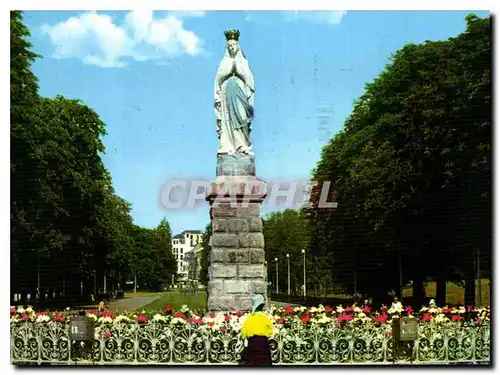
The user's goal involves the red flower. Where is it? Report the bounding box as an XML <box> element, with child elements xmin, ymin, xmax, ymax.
<box><xmin>285</xmin><ymin>306</ymin><xmax>294</xmax><ymax>314</ymax></box>
<box><xmin>325</xmin><ymin>306</ymin><xmax>334</xmax><ymax>313</ymax></box>
<box><xmin>362</xmin><ymin>306</ymin><xmax>371</xmax><ymax>314</ymax></box>
<box><xmin>301</xmin><ymin>315</ymin><xmax>311</xmax><ymax>324</ymax></box>
<box><xmin>221</xmin><ymin>326</ymin><xmax>227</xmax><ymax>332</ymax></box>
<box><xmin>163</xmin><ymin>305</ymin><xmax>173</xmax><ymax>313</ymax></box>
<box><xmin>224</xmin><ymin>315</ymin><xmax>231</xmax><ymax>322</ymax></box>
<box><xmin>387</xmin><ymin>331</ymin><xmax>393</xmax><ymax>337</ymax></box>
<box><xmin>104</xmin><ymin>330</ymin><xmax>112</xmax><ymax>338</ymax></box>
<box><xmin>100</xmin><ymin>311</ymin><xmax>113</xmax><ymax>318</ymax></box>
<box><xmin>476</xmin><ymin>317</ymin><xmax>484</xmax><ymax>323</ymax></box>
<box><xmin>375</xmin><ymin>313</ymin><xmax>388</xmax><ymax>324</ymax></box>
<box><xmin>136</xmin><ymin>315</ymin><xmax>149</xmax><ymax>323</ymax></box>
<box><xmin>467</xmin><ymin>306</ymin><xmax>475</xmax><ymax>313</ymax></box>
<box><xmin>345</xmin><ymin>306</ymin><xmax>353</xmax><ymax>313</ymax></box>
<box><xmin>10</xmin><ymin>307</ymin><xmax>16</xmax><ymax>314</ymax></box>
<box><xmin>337</xmin><ymin>313</ymin><xmax>353</xmax><ymax>322</ymax></box>
<box><xmin>235</xmin><ymin>312</ymin><xmax>244</xmax><ymax>317</ymax></box>
<box><xmin>53</xmin><ymin>315</ymin><xmax>65</xmax><ymax>323</ymax></box>
<box><xmin>208</xmin><ymin>322</ymin><xmax>214</xmax><ymax>327</ymax></box>
<box><xmin>279</xmin><ymin>318</ymin><xmax>286</xmax><ymax>324</ymax></box>
<box><xmin>451</xmin><ymin>315</ymin><xmax>464</xmax><ymax>322</ymax></box>
<box><xmin>442</xmin><ymin>308</ymin><xmax>453</xmax><ymax>314</ymax></box>
<box><xmin>209</xmin><ymin>313</ymin><xmax>215</xmax><ymax>319</ymax></box>
<box><xmin>421</xmin><ymin>313</ymin><xmax>432</xmax><ymax>322</ymax></box>
<box><xmin>174</xmin><ymin>312</ymin><xmax>186</xmax><ymax>320</ymax></box>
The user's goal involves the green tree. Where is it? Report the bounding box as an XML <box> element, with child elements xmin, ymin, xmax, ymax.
<box><xmin>198</xmin><ymin>224</ymin><xmax>212</xmax><ymax>286</ymax></box>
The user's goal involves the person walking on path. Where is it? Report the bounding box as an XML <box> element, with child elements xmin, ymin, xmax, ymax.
<box><xmin>240</xmin><ymin>294</ymin><xmax>273</xmax><ymax>366</ymax></box>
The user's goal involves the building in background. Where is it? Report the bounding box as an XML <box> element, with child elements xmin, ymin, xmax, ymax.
<box><xmin>172</xmin><ymin>230</ymin><xmax>202</xmax><ymax>281</ymax></box>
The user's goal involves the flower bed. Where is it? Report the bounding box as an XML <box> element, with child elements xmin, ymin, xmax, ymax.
<box><xmin>10</xmin><ymin>304</ymin><xmax>490</xmax><ymax>365</ymax></box>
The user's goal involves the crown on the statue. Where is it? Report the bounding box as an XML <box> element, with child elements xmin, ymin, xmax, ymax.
<box><xmin>224</xmin><ymin>29</ymin><xmax>240</xmax><ymax>41</ymax></box>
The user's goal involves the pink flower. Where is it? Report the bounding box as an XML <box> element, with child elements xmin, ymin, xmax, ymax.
<box><xmin>442</xmin><ymin>307</ymin><xmax>453</xmax><ymax>314</ymax></box>
<box><xmin>10</xmin><ymin>307</ymin><xmax>16</xmax><ymax>314</ymax></box>
<box><xmin>301</xmin><ymin>315</ymin><xmax>311</xmax><ymax>324</ymax></box>
<box><xmin>467</xmin><ymin>306</ymin><xmax>475</xmax><ymax>313</ymax></box>
<box><xmin>345</xmin><ymin>306</ymin><xmax>353</xmax><ymax>313</ymax></box>
<box><xmin>209</xmin><ymin>313</ymin><xmax>215</xmax><ymax>319</ymax></box>
<box><xmin>362</xmin><ymin>306</ymin><xmax>371</xmax><ymax>314</ymax></box>
<box><xmin>221</xmin><ymin>326</ymin><xmax>227</xmax><ymax>332</ymax></box>
<box><xmin>476</xmin><ymin>317</ymin><xmax>484</xmax><ymax>323</ymax></box>
<box><xmin>235</xmin><ymin>312</ymin><xmax>244</xmax><ymax>317</ymax></box>
<box><xmin>224</xmin><ymin>315</ymin><xmax>231</xmax><ymax>322</ymax></box>
<box><xmin>325</xmin><ymin>306</ymin><xmax>334</xmax><ymax>313</ymax></box>
<box><xmin>279</xmin><ymin>318</ymin><xmax>286</xmax><ymax>324</ymax></box>
<box><xmin>387</xmin><ymin>331</ymin><xmax>393</xmax><ymax>337</ymax></box>
<box><xmin>404</xmin><ymin>306</ymin><xmax>413</xmax><ymax>315</ymax></box>
<box><xmin>20</xmin><ymin>314</ymin><xmax>30</xmax><ymax>321</ymax></box>
<box><xmin>104</xmin><ymin>330</ymin><xmax>112</xmax><ymax>338</ymax></box>
<box><xmin>136</xmin><ymin>315</ymin><xmax>149</xmax><ymax>323</ymax></box>
<box><xmin>163</xmin><ymin>305</ymin><xmax>173</xmax><ymax>313</ymax></box>
<box><xmin>285</xmin><ymin>306</ymin><xmax>294</xmax><ymax>314</ymax></box>
<box><xmin>451</xmin><ymin>315</ymin><xmax>464</xmax><ymax>322</ymax></box>
<box><xmin>208</xmin><ymin>322</ymin><xmax>214</xmax><ymax>327</ymax></box>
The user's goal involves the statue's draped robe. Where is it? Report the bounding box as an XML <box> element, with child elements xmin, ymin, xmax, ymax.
<box><xmin>214</xmin><ymin>48</ymin><xmax>255</xmax><ymax>155</ymax></box>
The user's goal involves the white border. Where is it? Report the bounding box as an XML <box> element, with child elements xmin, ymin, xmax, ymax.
<box><xmin>1</xmin><ymin>1</ymin><xmax>497</xmax><ymax>375</ymax></box>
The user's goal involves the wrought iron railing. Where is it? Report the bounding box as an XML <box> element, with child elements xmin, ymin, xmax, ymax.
<box><xmin>11</xmin><ymin>322</ymin><xmax>490</xmax><ymax>365</ymax></box>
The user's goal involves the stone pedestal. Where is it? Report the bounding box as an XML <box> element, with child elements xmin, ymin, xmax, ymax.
<box><xmin>206</xmin><ymin>154</ymin><xmax>267</xmax><ymax>312</ymax></box>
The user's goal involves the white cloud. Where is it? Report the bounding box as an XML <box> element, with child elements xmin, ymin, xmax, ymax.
<box><xmin>41</xmin><ymin>10</ymin><xmax>205</xmax><ymax>68</ymax></box>
<box><xmin>282</xmin><ymin>11</ymin><xmax>347</xmax><ymax>25</ymax></box>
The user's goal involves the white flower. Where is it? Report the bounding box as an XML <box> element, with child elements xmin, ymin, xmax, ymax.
<box><xmin>336</xmin><ymin>305</ymin><xmax>344</xmax><ymax>313</ymax></box>
<box><xmin>36</xmin><ymin>314</ymin><xmax>50</xmax><ymax>323</ymax></box>
<box><xmin>87</xmin><ymin>313</ymin><xmax>97</xmax><ymax>321</ymax></box>
<box><xmin>458</xmin><ymin>306</ymin><xmax>466</xmax><ymax>314</ymax></box>
<box><xmin>434</xmin><ymin>314</ymin><xmax>449</xmax><ymax>324</ymax></box>
<box><xmin>25</xmin><ymin>306</ymin><xmax>34</xmax><ymax>313</ymax></box>
<box><xmin>310</xmin><ymin>307</ymin><xmax>317</xmax><ymax>313</ymax></box>
<box><xmin>181</xmin><ymin>304</ymin><xmax>190</xmax><ymax>312</ymax></box>
<box><xmin>420</xmin><ymin>307</ymin><xmax>429</xmax><ymax>312</ymax></box>
<box><xmin>171</xmin><ymin>317</ymin><xmax>185</xmax><ymax>325</ymax></box>
<box><xmin>17</xmin><ymin>306</ymin><xmax>25</xmax><ymax>314</ymax></box>
<box><xmin>428</xmin><ymin>307</ymin><xmax>438</xmax><ymax>314</ymax></box>
<box><xmin>354</xmin><ymin>307</ymin><xmax>362</xmax><ymax>313</ymax></box>
<box><xmin>357</xmin><ymin>312</ymin><xmax>366</xmax><ymax>319</ymax></box>
<box><xmin>98</xmin><ymin>316</ymin><xmax>113</xmax><ymax>324</ymax></box>
<box><xmin>152</xmin><ymin>314</ymin><xmax>168</xmax><ymax>323</ymax></box>
<box><xmin>115</xmin><ymin>315</ymin><xmax>131</xmax><ymax>323</ymax></box>
<box><xmin>317</xmin><ymin>305</ymin><xmax>325</xmax><ymax>313</ymax></box>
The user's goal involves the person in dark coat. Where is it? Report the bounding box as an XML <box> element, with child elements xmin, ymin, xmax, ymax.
<box><xmin>240</xmin><ymin>294</ymin><xmax>273</xmax><ymax>365</ymax></box>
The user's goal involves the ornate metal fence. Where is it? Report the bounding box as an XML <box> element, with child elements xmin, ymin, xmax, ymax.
<box><xmin>11</xmin><ymin>322</ymin><xmax>490</xmax><ymax>365</ymax></box>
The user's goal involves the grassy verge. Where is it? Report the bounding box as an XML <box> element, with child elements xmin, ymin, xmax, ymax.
<box><xmin>139</xmin><ymin>291</ymin><xmax>207</xmax><ymax>312</ymax></box>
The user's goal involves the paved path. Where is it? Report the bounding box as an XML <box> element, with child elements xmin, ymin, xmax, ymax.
<box><xmin>80</xmin><ymin>294</ymin><xmax>161</xmax><ymax>313</ymax></box>
<box><xmin>270</xmin><ymin>300</ymin><xmax>299</xmax><ymax>308</ymax></box>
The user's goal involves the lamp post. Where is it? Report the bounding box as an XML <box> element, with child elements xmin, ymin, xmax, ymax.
<box><xmin>286</xmin><ymin>253</ymin><xmax>290</xmax><ymax>297</ymax></box>
<box><xmin>302</xmin><ymin>249</ymin><xmax>306</xmax><ymax>298</ymax></box>
<box><xmin>275</xmin><ymin>258</ymin><xmax>279</xmax><ymax>294</ymax></box>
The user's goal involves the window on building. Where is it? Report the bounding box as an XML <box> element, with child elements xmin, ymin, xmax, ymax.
<box><xmin>181</xmin><ymin>249</ymin><xmax>183</xmax><ymax>254</ymax></box>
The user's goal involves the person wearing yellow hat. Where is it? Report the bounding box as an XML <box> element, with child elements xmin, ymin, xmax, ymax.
<box><xmin>240</xmin><ymin>294</ymin><xmax>273</xmax><ymax>365</ymax></box>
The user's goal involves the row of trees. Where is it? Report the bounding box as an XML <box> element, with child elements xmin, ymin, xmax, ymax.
<box><xmin>10</xmin><ymin>11</ymin><xmax>176</xmax><ymax>304</ymax></box>
<box><xmin>260</xmin><ymin>15</ymin><xmax>490</xmax><ymax>307</ymax></box>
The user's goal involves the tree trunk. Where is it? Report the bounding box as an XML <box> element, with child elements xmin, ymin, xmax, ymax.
<box><xmin>464</xmin><ymin>275</ymin><xmax>476</xmax><ymax>306</ymax></box>
<box><xmin>436</xmin><ymin>274</ymin><xmax>447</xmax><ymax>305</ymax></box>
<box><xmin>412</xmin><ymin>273</ymin><xmax>425</xmax><ymax>309</ymax></box>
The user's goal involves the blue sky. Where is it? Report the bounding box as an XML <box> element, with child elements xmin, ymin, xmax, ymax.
<box><xmin>23</xmin><ymin>10</ymin><xmax>489</xmax><ymax>235</ymax></box>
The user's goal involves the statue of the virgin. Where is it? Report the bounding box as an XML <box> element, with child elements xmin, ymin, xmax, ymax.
<box><xmin>214</xmin><ymin>30</ymin><xmax>255</xmax><ymax>156</ymax></box>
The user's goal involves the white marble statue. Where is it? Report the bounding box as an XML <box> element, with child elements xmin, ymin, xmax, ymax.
<box><xmin>214</xmin><ymin>30</ymin><xmax>255</xmax><ymax>156</ymax></box>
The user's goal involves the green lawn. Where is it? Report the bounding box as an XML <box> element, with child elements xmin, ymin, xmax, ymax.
<box><xmin>124</xmin><ymin>291</ymin><xmax>165</xmax><ymax>298</ymax></box>
<box><xmin>403</xmin><ymin>279</ymin><xmax>490</xmax><ymax>306</ymax></box>
<box><xmin>139</xmin><ymin>291</ymin><xmax>207</xmax><ymax>313</ymax></box>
